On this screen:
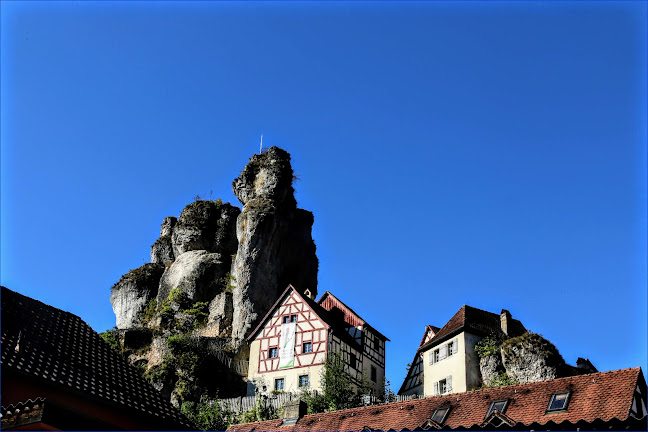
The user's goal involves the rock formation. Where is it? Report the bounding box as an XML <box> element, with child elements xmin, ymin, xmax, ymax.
<box><xmin>231</xmin><ymin>147</ymin><xmax>318</xmax><ymax>344</ymax></box>
<box><xmin>108</xmin><ymin>146</ymin><xmax>318</xmax><ymax>406</ymax></box>
<box><xmin>476</xmin><ymin>332</ymin><xmax>593</xmax><ymax>388</ymax></box>
<box><xmin>500</xmin><ymin>332</ymin><xmax>565</xmax><ymax>384</ymax></box>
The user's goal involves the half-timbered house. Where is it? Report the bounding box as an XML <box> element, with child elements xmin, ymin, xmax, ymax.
<box><xmin>246</xmin><ymin>285</ymin><xmax>389</xmax><ymax>396</ymax></box>
<box><xmin>398</xmin><ymin>325</ymin><xmax>440</xmax><ymax>396</ymax></box>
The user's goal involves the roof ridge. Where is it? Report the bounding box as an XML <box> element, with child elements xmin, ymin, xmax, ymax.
<box><xmin>2</xmin><ymin>286</ymin><xmax>80</xmax><ymax>321</ymax></box>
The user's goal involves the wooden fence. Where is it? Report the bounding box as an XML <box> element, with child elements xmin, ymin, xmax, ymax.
<box><xmin>219</xmin><ymin>393</ymin><xmax>421</xmax><ymax>414</ymax></box>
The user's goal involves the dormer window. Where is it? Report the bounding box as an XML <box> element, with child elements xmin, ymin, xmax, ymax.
<box><xmin>547</xmin><ymin>391</ymin><xmax>571</xmax><ymax>412</ymax></box>
<box><xmin>430</xmin><ymin>406</ymin><xmax>451</xmax><ymax>424</ymax></box>
<box><xmin>486</xmin><ymin>399</ymin><xmax>509</xmax><ymax>417</ymax></box>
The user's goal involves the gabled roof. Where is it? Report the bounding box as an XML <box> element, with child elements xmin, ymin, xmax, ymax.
<box><xmin>227</xmin><ymin>367</ymin><xmax>646</xmax><ymax>431</ymax></box>
<box><xmin>247</xmin><ymin>286</ymin><xmax>389</xmax><ymax>346</ymax></box>
<box><xmin>1</xmin><ymin>286</ymin><xmax>193</xmax><ymax>429</ymax></box>
<box><xmin>419</xmin><ymin>325</ymin><xmax>440</xmax><ymax>348</ymax></box>
<box><xmin>247</xmin><ymin>285</ymin><xmax>331</xmax><ymax>341</ymax></box>
<box><xmin>318</xmin><ymin>291</ymin><xmax>389</xmax><ymax>341</ymax></box>
<box><xmin>419</xmin><ymin>305</ymin><xmax>525</xmax><ymax>352</ymax></box>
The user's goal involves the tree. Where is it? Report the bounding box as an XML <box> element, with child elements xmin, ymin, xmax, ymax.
<box><xmin>302</xmin><ymin>351</ymin><xmax>372</xmax><ymax>413</ymax></box>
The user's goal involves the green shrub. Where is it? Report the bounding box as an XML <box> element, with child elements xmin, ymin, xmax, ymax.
<box><xmin>483</xmin><ymin>372</ymin><xmax>518</xmax><ymax>388</ymax></box>
<box><xmin>181</xmin><ymin>396</ymin><xmax>240</xmax><ymax>431</ymax></box>
<box><xmin>144</xmin><ymin>356</ymin><xmax>175</xmax><ymax>384</ymax></box>
<box><xmin>100</xmin><ymin>327</ymin><xmax>122</xmax><ymax>354</ymax></box>
<box><xmin>167</xmin><ymin>335</ymin><xmax>200</xmax><ymax>375</ymax></box>
<box><xmin>182</xmin><ymin>301</ymin><xmax>210</xmax><ymax>329</ymax></box>
<box><xmin>474</xmin><ymin>336</ymin><xmax>502</xmax><ymax>358</ymax></box>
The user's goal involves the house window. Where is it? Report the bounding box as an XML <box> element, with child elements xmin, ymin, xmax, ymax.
<box><xmin>283</xmin><ymin>316</ymin><xmax>290</xmax><ymax>324</ymax></box>
<box><xmin>429</xmin><ymin>338</ymin><xmax>458</xmax><ymax>365</ymax></box>
<box><xmin>299</xmin><ymin>375</ymin><xmax>309</xmax><ymax>387</ymax></box>
<box><xmin>350</xmin><ymin>353</ymin><xmax>357</xmax><ymax>369</ymax></box>
<box><xmin>547</xmin><ymin>391</ymin><xmax>571</xmax><ymax>412</ymax></box>
<box><xmin>269</xmin><ymin>347</ymin><xmax>278</xmax><ymax>358</ymax></box>
<box><xmin>371</xmin><ymin>365</ymin><xmax>377</xmax><ymax>382</ymax></box>
<box><xmin>290</xmin><ymin>314</ymin><xmax>297</xmax><ymax>322</ymax></box>
<box><xmin>274</xmin><ymin>378</ymin><xmax>285</xmax><ymax>391</ymax></box>
<box><xmin>434</xmin><ymin>376</ymin><xmax>452</xmax><ymax>395</ymax></box>
<box><xmin>303</xmin><ymin>342</ymin><xmax>312</xmax><ymax>353</ymax></box>
<box><xmin>486</xmin><ymin>399</ymin><xmax>509</xmax><ymax>417</ymax></box>
<box><xmin>430</xmin><ymin>407</ymin><xmax>450</xmax><ymax>424</ymax></box>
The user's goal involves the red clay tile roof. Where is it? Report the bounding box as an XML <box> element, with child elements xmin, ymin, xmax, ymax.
<box><xmin>1</xmin><ymin>286</ymin><xmax>193</xmax><ymax>429</ymax></box>
<box><xmin>227</xmin><ymin>367</ymin><xmax>645</xmax><ymax>431</ymax></box>
<box><xmin>419</xmin><ymin>305</ymin><xmax>526</xmax><ymax>352</ymax></box>
<box><xmin>318</xmin><ymin>291</ymin><xmax>389</xmax><ymax>341</ymax></box>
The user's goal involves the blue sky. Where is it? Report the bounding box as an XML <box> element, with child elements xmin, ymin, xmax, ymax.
<box><xmin>1</xmin><ymin>1</ymin><xmax>646</xmax><ymax>391</ymax></box>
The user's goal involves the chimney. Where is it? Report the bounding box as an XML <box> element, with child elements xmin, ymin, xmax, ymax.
<box><xmin>281</xmin><ymin>400</ymin><xmax>307</xmax><ymax>426</ymax></box>
<box><xmin>500</xmin><ymin>309</ymin><xmax>512</xmax><ymax>336</ymax></box>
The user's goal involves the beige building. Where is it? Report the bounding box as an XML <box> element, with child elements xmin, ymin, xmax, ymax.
<box><xmin>246</xmin><ymin>285</ymin><xmax>389</xmax><ymax>396</ymax></box>
<box><xmin>399</xmin><ymin>305</ymin><xmax>526</xmax><ymax>396</ymax></box>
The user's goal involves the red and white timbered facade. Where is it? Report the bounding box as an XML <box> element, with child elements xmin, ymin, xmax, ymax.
<box><xmin>246</xmin><ymin>286</ymin><xmax>389</xmax><ymax>397</ymax></box>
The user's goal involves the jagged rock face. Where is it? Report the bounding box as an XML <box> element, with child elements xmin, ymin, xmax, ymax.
<box><xmin>110</xmin><ymin>263</ymin><xmax>164</xmax><ymax>329</ymax></box>
<box><xmin>480</xmin><ymin>353</ymin><xmax>505</xmax><ymax>386</ymax></box>
<box><xmin>156</xmin><ymin>250</ymin><xmax>229</xmax><ymax>306</ymax></box>
<box><xmin>151</xmin><ymin>236</ymin><xmax>175</xmax><ymax>265</ymax></box>
<box><xmin>194</xmin><ymin>292</ymin><xmax>234</xmax><ymax>338</ymax></box>
<box><xmin>231</xmin><ymin>147</ymin><xmax>318</xmax><ymax>344</ymax></box>
<box><xmin>151</xmin><ymin>218</ymin><xmax>177</xmax><ymax>265</ymax></box>
<box><xmin>232</xmin><ymin>147</ymin><xmax>297</xmax><ymax>207</ymax></box>
<box><xmin>501</xmin><ymin>333</ymin><xmax>565</xmax><ymax>384</ymax></box>
<box><xmin>172</xmin><ymin>201</ymin><xmax>222</xmax><ymax>257</ymax></box>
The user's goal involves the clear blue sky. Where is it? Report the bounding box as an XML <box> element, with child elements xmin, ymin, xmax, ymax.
<box><xmin>2</xmin><ymin>1</ymin><xmax>646</xmax><ymax>391</ymax></box>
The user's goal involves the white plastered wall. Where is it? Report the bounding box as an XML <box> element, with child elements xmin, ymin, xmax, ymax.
<box><xmin>422</xmin><ymin>332</ymin><xmax>482</xmax><ymax>395</ymax></box>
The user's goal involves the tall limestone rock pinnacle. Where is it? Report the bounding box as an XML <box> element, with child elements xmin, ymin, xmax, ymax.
<box><xmin>231</xmin><ymin>146</ymin><xmax>318</xmax><ymax>344</ymax></box>
<box><xmin>107</xmin><ymin>146</ymin><xmax>318</xmax><ymax>405</ymax></box>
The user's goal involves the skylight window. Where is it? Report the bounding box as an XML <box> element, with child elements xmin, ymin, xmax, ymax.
<box><xmin>547</xmin><ymin>391</ymin><xmax>571</xmax><ymax>412</ymax></box>
<box><xmin>486</xmin><ymin>399</ymin><xmax>509</xmax><ymax>417</ymax></box>
<box><xmin>430</xmin><ymin>407</ymin><xmax>450</xmax><ymax>424</ymax></box>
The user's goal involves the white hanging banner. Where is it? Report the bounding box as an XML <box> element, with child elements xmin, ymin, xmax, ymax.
<box><xmin>279</xmin><ymin>322</ymin><xmax>297</xmax><ymax>369</ymax></box>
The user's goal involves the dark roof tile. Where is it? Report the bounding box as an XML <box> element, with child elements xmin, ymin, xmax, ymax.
<box><xmin>1</xmin><ymin>286</ymin><xmax>192</xmax><ymax>429</ymax></box>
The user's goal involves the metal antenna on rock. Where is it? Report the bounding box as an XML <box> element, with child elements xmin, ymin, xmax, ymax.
<box><xmin>260</xmin><ymin>134</ymin><xmax>263</xmax><ymax>153</ymax></box>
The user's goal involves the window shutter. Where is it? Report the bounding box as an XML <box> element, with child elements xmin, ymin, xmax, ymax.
<box><xmin>446</xmin><ymin>376</ymin><xmax>452</xmax><ymax>392</ymax></box>
<box><xmin>439</xmin><ymin>346</ymin><xmax>447</xmax><ymax>360</ymax></box>
<box><xmin>452</xmin><ymin>338</ymin><xmax>458</xmax><ymax>354</ymax></box>
<box><xmin>429</xmin><ymin>351</ymin><xmax>434</xmax><ymax>365</ymax></box>
<box><xmin>433</xmin><ymin>381</ymin><xmax>439</xmax><ymax>396</ymax></box>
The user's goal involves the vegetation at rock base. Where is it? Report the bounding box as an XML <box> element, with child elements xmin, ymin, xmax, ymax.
<box><xmin>180</xmin><ymin>394</ymin><xmax>279</xmax><ymax>431</ymax></box>
<box><xmin>99</xmin><ymin>327</ymin><xmax>122</xmax><ymax>353</ymax></box>
<box><xmin>144</xmin><ymin>356</ymin><xmax>176</xmax><ymax>384</ymax></box>
<box><xmin>474</xmin><ymin>336</ymin><xmax>503</xmax><ymax>358</ymax></box>
<box><xmin>482</xmin><ymin>372</ymin><xmax>518</xmax><ymax>389</ymax></box>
